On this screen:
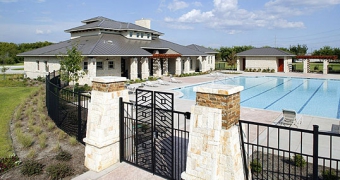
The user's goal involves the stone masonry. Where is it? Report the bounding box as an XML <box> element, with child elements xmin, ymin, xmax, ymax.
<box><xmin>84</xmin><ymin>76</ymin><xmax>129</xmax><ymax>172</ymax></box>
<box><xmin>182</xmin><ymin>84</ymin><xmax>247</xmax><ymax>180</ymax></box>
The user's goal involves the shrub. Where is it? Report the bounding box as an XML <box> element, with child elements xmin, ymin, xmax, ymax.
<box><xmin>321</xmin><ymin>169</ymin><xmax>338</xmax><ymax>180</ymax></box>
<box><xmin>0</xmin><ymin>154</ymin><xmax>20</xmax><ymax>173</ymax></box>
<box><xmin>39</xmin><ymin>133</ymin><xmax>47</xmax><ymax>149</ymax></box>
<box><xmin>46</xmin><ymin>163</ymin><xmax>73</xmax><ymax>179</ymax></box>
<box><xmin>292</xmin><ymin>154</ymin><xmax>306</xmax><ymax>167</ymax></box>
<box><xmin>270</xmin><ymin>69</ymin><xmax>275</xmax><ymax>73</ymax></box>
<box><xmin>250</xmin><ymin>159</ymin><xmax>262</xmax><ymax>173</ymax></box>
<box><xmin>21</xmin><ymin>160</ymin><xmax>44</xmax><ymax>176</ymax></box>
<box><xmin>17</xmin><ymin>132</ymin><xmax>34</xmax><ymax>148</ymax></box>
<box><xmin>27</xmin><ymin>149</ymin><xmax>36</xmax><ymax>159</ymax></box>
<box><xmin>55</xmin><ymin>150</ymin><xmax>72</xmax><ymax>161</ymax></box>
<box><xmin>69</xmin><ymin>136</ymin><xmax>78</xmax><ymax>146</ymax></box>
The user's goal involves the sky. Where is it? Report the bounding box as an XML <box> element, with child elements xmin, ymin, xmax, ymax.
<box><xmin>0</xmin><ymin>0</ymin><xmax>339</xmax><ymax>52</ymax></box>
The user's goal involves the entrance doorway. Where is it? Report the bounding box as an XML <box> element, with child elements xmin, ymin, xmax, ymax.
<box><xmin>278</xmin><ymin>59</ymin><xmax>284</xmax><ymax>72</ymax></box>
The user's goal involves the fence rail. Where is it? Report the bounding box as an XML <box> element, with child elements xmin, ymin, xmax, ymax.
<box><xmin>239</xmin><ymin>120</ymin><xmax>340</xmax><ymax>180</ymax></box>
<box><xmin>46</xmin><ymin>71</ymin><xmax>90</xmax><ymax>144</ymax></box>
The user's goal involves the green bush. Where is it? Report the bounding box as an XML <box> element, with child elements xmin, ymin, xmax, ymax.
<box><xmin>250</xmin><ymin>159</ymin><xmax>262</xmax><ymax>173</ymax></box>
<box><xmin>46</xmin><ymin>163</ymin><xmax>73</xmax><ymax>180</ymax></box>
<box><xmin>292</xmin><ymin>154</ymin><xmax>306</xmax><ymax>167</ymax></box>
<box><xmin>0</xmin><ymin>154</ymin><xmax>20</xmax><ymax>173</ymax></box>
<box><xmin>55</xmin><ymin>150</ymin><xmax>72</xmax><ymax>161</ymax></box>
<box><xmin>21</xmin><ymin>160</ymin><xmax>44</xmax><ymax>176</ymax></box>
<box><xmin>321</xmin><ymin>169</ymin><xmax>339</xmax><ymax>180</ymax></box>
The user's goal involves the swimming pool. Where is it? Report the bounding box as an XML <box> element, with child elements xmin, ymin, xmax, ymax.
<box><xmin>175</xmin><ymin>76</ymin><xmax>340</xmax><ymax>119</ymax></box>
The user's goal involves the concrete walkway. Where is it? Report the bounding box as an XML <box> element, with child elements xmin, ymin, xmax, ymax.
<box><xmin>73</xmin><ymin>71</ymin><xmax>340</xmax><ymax>180</ymax></box>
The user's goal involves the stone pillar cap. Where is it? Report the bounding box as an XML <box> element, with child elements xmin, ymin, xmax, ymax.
<box><xmin>92</xmin><ymin>76</ymin><xmax>127</xmax><ymax>83</ymax></box>
<box><xmin>194</xmin><ymin>84</ymin><xmax>244</xmax><ymax>95</ymax></box>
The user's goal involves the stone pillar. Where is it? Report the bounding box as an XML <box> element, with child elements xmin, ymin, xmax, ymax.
<box><xmin>183</xmin><ymin>57</ymin><xmax>190</xmax><ymax>74</ymax></box>
<box><xmin>84</xmin><ymin>76</ymin><xmax>129</xmax><ymax>172</ymax></box>
<box><xmin>303</xmin><ymin>59</ymin><xmax>308</xmax><ymax>74</ymax></box>
<box><xmin>153</xmin><ymin>58</ymin><xmax>161</xmax><ymax>77</ymax></box>
<box><xmin>182</xmin><ymin>84</ymin><xmax>248</xmax><ymax>180</ymax></box>
<box><xmin>237</xmin><ymin>59</ymin><xmax>240</xmax><ymax>71</ymax></box>
<box><xmin>141</xmin><ymin>57</ymin><xmax>149</xmax><ymax>80</ymax></box>
<box><xmin>202</xmin><ymin>56</ymin><xmax>207</xmax><ymax>72</ymax></box>
<box><xmin>130</xmin><ymin>58</ymin><xmax>138</xmax><ymax>80</ymax></box>
<box><xmin>175</xmin><ymin>57</ymin><xmax>182</xmax><ymax>75</ymax></box>
<box><xmin>323</xmin><ymin>60</ymin><xmax>329</xmax><ymax>74</ymax></box>
<box><xmin>163</xmin><ymin>58</ymin><xmax>169</xmax><ymax>76</ymax></box>
<box><xmin>88</xmin><ymin>58</ymin><xmax>97</xmax><ymax>81</ymax></box>
<box><xmin>212</xmin><ymin>55</ymin><xmax>216</xmax><ymax>71</ymax></box>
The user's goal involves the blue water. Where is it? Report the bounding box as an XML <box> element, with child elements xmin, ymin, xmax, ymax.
<box><xmin>175</xmin><ymin>76</ymin><xmax>340</xmax><ymax>119</ymax></box>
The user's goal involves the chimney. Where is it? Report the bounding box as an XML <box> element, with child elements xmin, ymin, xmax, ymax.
<box><xmin>135</xmin><ymin>18</ymin><xmax>151</xmax><ymax>29</ymax></box>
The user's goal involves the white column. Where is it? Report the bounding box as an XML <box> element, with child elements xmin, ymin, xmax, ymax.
<box><xmin>212</xmin><ymin>55</ymin><xmax>216</xmax><ymax>71</ymax></box>
<box><xmin>303</xmin><ymin>59</ymin><xmax>308</xmax><ymax>74</ymax></box>
<box><xmin>84</xmin><ymin>77</ymin><xmax>129</xmax><ymax>172</ymax></box>
<box><xmin>130</xmin><ymin>58</ymin><xmax>138</xmax><ymax>80</ymax></box>
<box><xmin>323</xmin><ymin>60</ymin><xmax>329</xmax><ymax>74</ymax></box>
<box><xmin>175</xmin><ymin>57</ymin><xmax>182</xmax><ymax>75</ymax></box>
<box><xmin>141</xmin><ymin>57</ymin><xmax>149</xmax><ymax>80</ymax></box>
<box><xmin>183</xmin><ymin>57</ymin><xmax>190</xmax><ymax>74</ymax></box>
<box><xmin>88</xmin><ymin>58</ymin><xmax>97</xmax><ymax>81</ymax></box>
<box><xmin>202</xmin><ymin>56</ymin><xmax>207</xmax><ymax>72</ymax></box>
<box><xmin>237</xmin><ymin>59</ymin><xmax>240</xmax><ymax>71</ymax></box>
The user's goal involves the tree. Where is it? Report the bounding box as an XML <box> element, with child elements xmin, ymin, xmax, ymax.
<box><xmin>289</xmin><ymin>44</ymin><xmax>308</xmax><ymax>55</ymax></box>
<box><xmin>226</xmin><ymin>51</ymin><xmax>237</xmax><ymax>70</ymax></box>
<box><xmin>58</xmin><ymin>44</ymin><xmax>85</xmax><ymax>92</ymax></box>
<box><xmin>1</xmin><ymin>65</ymin><xmax>9</xmax><ymax>80</ymax></box>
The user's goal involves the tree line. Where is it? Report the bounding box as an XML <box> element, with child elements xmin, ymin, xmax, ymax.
<box><xmin>0</xmin><ymin>41</ymin><xmax>53</xmax><ymax>64</ymax></box>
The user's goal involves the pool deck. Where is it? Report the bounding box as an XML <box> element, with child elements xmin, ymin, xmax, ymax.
<box><xmin>73</xmin><ymin>72</ymin><xmax>340</xmax><ymax>180</ymax></box>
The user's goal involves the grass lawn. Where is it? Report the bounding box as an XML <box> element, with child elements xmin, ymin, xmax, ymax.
<box><xmin>0</xmin><ymin>74</ymin><xmax>39</xmax><ymax>157</ymax></box>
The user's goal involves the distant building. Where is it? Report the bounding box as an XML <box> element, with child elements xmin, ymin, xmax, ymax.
<box><xmin>18</xmin><ymin>16</ymin><xmax>216</xmax><ymax>85</ymax></box>
<box><xmin>237</xmin><ymin>47</ymin><xmax>295</xmax><ymax>72</ymax></box>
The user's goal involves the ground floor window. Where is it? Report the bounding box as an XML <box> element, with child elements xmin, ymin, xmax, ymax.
<box><xmin>84</xmin><ymin>61</ymin><xmax>88</xmax><ymax>70</ymax></box>
<box><xmin>97</xmin><ymin>62</ymin><xmax>103</xmax><ymax>69</ymax></box>
<box><xmin>108</xmin><ymin>61</ymin><xmax>114</xmax><ymax>69</ymax></box>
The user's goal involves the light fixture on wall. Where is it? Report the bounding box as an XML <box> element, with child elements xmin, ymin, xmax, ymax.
<box><xmin>106</xmin><ymin>58</ymin><xmax>109</xmax><ymax>61</ymax></box>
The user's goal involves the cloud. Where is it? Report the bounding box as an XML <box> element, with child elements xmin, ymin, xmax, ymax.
<box><xmin>168</xmin><ymin>0</ymin><xmax>189</xmax><ymax>11</ymax></box>
<box><xmin>163</xmin><ymin>0</ymin><xmax>308</xmax><ymax>31</ymax></box>
<box><xmin>36</xmin><ymin>29</ymin><xmax>51</xmax><ymax>35</ymax></box>
<box><xmin>193</xmin><ymin>1</ymin><xmax>202</xmax><ymax>7</ymax></box>
<box><xmin>0</xmin><ymin>0</ymin><xmax>17</xmax><ymax>2</ymax></box>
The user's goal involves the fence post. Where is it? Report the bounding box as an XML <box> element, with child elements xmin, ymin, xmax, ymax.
<box><xmin>119</xmin><ymin>97</ymin><xmax>124</xmax><ymax>163</ymax></box>
<box><xmin>77</xmin><ymin>91</ymin><xmax>82</xmax><ymax>142</ymax></box>
<box><xmin>313</xmin><ymin>125</ymin><xmax>319</xmax><ymax>180</ymax></box>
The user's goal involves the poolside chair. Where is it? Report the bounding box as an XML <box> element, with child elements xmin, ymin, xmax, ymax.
<box><xmin>170</xmin><ymin>77</ymin><xmax>182</xmax><ymax>83</ymax></box>
<box><xmin>280</xmin><ymin>109</ymin><xmax>303</xmax><ymax>127</ymax></box>
<box><xmin>145</xmin><ymin>81</ymin><xmax>158</xmax><ymax>87</ymax></box>
<box><xmin>157</xmin><ymin>79</ymin><xmax>170</xmax><ymax>85</ymax></box>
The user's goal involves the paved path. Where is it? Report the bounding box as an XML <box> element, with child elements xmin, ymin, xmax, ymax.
<box><xmin>0</xmin><ymin>66</ymin><xmax>24</xmax><ymax>74</ymax></box>
<box><xmin>73</xmin><ymin>71</ymin><xmax>340</xmax><ymax>180</ymax></box>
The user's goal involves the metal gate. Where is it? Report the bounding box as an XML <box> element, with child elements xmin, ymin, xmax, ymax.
<box><xmin>120</xmin><ymin>89</ymin><xmax>191</xmax><ymax>180</ymax></box>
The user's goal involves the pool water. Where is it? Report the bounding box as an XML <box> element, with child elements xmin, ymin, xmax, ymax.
<box><xmin>176</xmin><ymin>76</ymin><xmax>340</xmax><ymax>119</ymax></box>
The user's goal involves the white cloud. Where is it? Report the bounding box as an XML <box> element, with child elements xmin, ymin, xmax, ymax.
<box><xmin>178</xmin><ymin>9</ymin><xmax>214</xmax><ymax>22</ymax></box>
<box><xmin>193</xmin><ymin>1</ymin><xmax>202</xmax><ymax>7</ymax></box>
<box><xmin>36</xmin><ymin>29</ymin><xmax>51</xmax><ymax>35</ymax></box>
<box><xmin>168</xmin><ymin>0</ymin><xmax>189</xmax><ymax>11</ymax></box>
<box><xmin>0</xmin><ymin>0</ymin><xmax>17</xmax><ymax>2</ymax></box>
<box><xmin>163</xmin><ymin>0</ymin><xmax>308</xmax><ymax>31</ymax></box>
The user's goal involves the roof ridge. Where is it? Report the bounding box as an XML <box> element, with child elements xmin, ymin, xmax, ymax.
<box><xmin>88</xmin><ymin>34</ymin><xmax>104</xmax><ymax>54</ymax></box>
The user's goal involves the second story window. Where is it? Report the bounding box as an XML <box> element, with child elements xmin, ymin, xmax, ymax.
<box><xmin>141</xmin><ymin>32</ymin><xmax>144</xmax><ymax>38</ymax></box>
<box><xmin>108</xmin><ymin>61</ymin><xmax>114</xmax><ymax>69</ymax></box>
<box><xmin>97</xmin><ymin>62</ymin><xmax>103</xmax><ymax>70</ymax></box>
<box><xmin>147</xmin><ymin>33</ymin><xmax>150</xmax><ymax>38</ymax></box>
<box><xmin>136</xmin><ymin>32</ymin><xmax>140</xmax><ymax>38</ymax></box>
<box><xmin>84</xmin><ymin>61</ymin><xmax>88</xmax><ymax>70</ymax></box>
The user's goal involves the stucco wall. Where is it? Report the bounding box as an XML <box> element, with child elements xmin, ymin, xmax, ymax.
<box><xmin>24</xmin><ymin>56</ymin><xmax>61</xmax><ymax>78</ymax></box>
<box><xmin>244</xmin><ymin>56</ymin><xmax>278</xmax><ymax>71</ymax></box>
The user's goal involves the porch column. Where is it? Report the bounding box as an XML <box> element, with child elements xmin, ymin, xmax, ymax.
<box><xmin>130</xmin><ymin>58</ymin><xmax>138</xmax><ymax>80</ymax></box>
<box><xmin>303</xmin><ymin>59</ymin><xmax>308</xmax><ymax>74</ymax></box>
<box><xmin>182</xmin><ymin>84</ymin><xmax>249</xmax><ymax>180</ymax></box>
<box><xmin>141</xmin><ymin>57</ymin><xmax>149</xmax><ymax>80</ymax></box>
<box><xmin>202</xmin><ymin>56</ymin><xmax>207</xmax><ymax>72</ymax></box>
<box><xmin>175</xmin><ymin>57</ymin><xmax>182</xmax><ymax>75</ymax></box>
<box><xmin>183</xmin><ymin>57</ymin><xmax>190</xmax><ymax>74</ymax></box>
<box><xmin>237</xmin><ymin>59</ymin><xmax>240</xmax><ymax>71</ymax></box>
<box><xmin>212</xmin><ymin>55</ymin><xmax>216</xmax><ymax>71</ymax></box>
<box><xmin>197</xmin><ymin>56</ymin><xmax>203</xmax><ymax>72</ymax></box>
<box><xmin>163</xmin><ymin>58</ymin><xmax>169</xmax><ymax>76</ymax></box>
<box><xmin>88</xmin><ymin>58</ymin><xmax>97</xmax><ymax>81</ymax></box>
<box><xmin>84</xmin><ymin>76</ymin><xmax>129</xmax><ymax>172</ymax></box>
<box><xmin>323</xmin><ymin>60</ymin><xmax>329</xmax><ymax>74</ymax></box>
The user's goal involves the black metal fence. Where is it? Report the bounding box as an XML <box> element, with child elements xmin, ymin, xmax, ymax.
<box><xmin>46</xmin><ymin>71</ymin><xmax>90</xmax><ymax>144</ymax></box>
<box><xmin>239</xmin><ymin>120</ymin><xmax>340</xmax><ymax>180</ymax></box>
<box><xmin>120</xmin><ymin>89</ymin><xmax>191</xmax><ymax>180</ymax></box>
